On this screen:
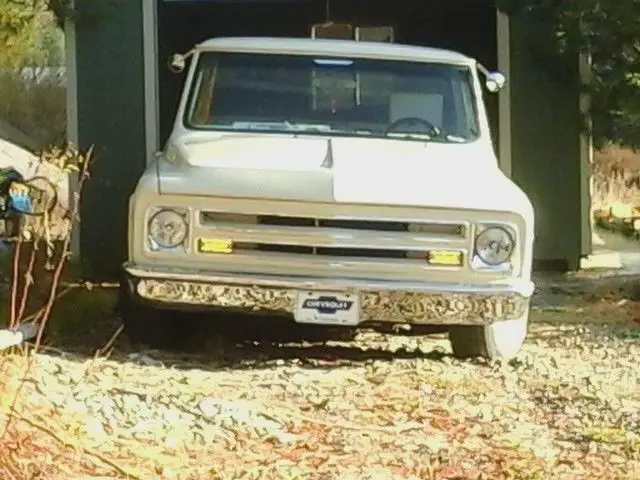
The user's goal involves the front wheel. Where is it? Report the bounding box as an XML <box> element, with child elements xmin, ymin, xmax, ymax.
<box><xmin>117</xmin><ymin>273</ymin><xmax>192</xmax><ymax>349</ymax></box>
<box><xmin>448</xmin><ymin>311</ymin><xmax>529</xmax><ymax>360</ymax></box>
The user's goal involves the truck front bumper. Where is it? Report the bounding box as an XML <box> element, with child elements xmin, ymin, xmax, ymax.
<box><xmin>122</xmin><ymin>263</ymin><xmax>534</xmax><ymax>326</ymax></box>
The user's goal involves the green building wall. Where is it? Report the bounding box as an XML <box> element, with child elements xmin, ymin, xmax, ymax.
<box><xmin>73</xmin><ymin>0</ymin><xmax>147</xmax><ymax>279</ymax></box>
<box><xmin>70</xmin><ymin>2</ymin><xmax>585</xmax><ymax>278</ymax></box>
<box><xmin>507</xmin><ymin>15</ymin><xmax>583</xmax><ymax>270</ymax></box>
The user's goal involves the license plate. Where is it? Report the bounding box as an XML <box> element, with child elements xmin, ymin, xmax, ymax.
<box><xmin>294</xmin><ymin>291</ymin><xmax>360</xmax><ymax>326</ymax></box>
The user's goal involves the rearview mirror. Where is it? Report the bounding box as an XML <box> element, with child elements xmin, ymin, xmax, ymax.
<box><xmin>312</xmin><ymin>59</ymin><xmax>357</xmax><ymax>111</ymax></box>
<box><xmin>485</xmin><ymin>72</ymin><xmax>506</xmax><ymax>93</ymax></box>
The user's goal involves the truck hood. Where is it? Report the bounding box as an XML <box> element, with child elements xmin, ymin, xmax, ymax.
<box><xmin>158</xmin><ymin>135</ymin><xmax>531</xmax><ymax>214</ymax></box>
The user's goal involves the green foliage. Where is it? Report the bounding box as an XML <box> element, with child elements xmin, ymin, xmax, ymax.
<box><xmin>0</xmin><ymin>0</ymin><xmax>63</xmax><ymax>67</ymax></box>
<box><xmin>0</xmin><ymin>0</ymin><xmax>38</xmax><ymax>65</ymax></box>
<box><xmin>499</xmin><ymin>0</ymin><xmax>640</xmax><ymax>148</ymax></box>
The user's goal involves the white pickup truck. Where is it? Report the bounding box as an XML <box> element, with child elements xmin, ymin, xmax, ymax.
<box><xmin>119</xmin><ymin>37</ymin><xmax>535</xmax><ymax>359</ymax></box>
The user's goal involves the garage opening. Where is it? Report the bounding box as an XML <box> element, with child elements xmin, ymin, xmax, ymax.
<box><xmin>156</xmin><ymin>0</ymin><xmax>498</xmax><ymax>149</ymax></box>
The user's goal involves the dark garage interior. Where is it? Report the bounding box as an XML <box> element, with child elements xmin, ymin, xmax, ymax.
<box><xmin>156</xmin><ymin>0</ymin><xmax>498</xmax><ymax>149</ymax></box>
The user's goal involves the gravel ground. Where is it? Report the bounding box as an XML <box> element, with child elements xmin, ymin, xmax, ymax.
<box><xmin>0</xmin><ymin>274</ymin><xmax>639</xmax><ymax>480</ymax></box>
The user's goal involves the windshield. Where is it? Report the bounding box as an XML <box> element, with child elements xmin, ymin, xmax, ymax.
<box><xmin>185</xmin><ymin>52</ymin><xmax>480</xmax><ymax>143</ymax></box>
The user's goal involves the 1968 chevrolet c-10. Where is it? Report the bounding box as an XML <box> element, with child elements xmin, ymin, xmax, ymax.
<box><xmin>118</xmin><ymin>37</ymin><xmax>535</xmax><ymax>360</ymax></box>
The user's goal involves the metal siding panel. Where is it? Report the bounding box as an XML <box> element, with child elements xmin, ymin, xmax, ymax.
<box><xmin>509</xmin><ymin>14</ymin><xmax>582</xmax><ymax>270</ymax></box>
<box><xmin>76</xmin><ymin>0</ymin><xmax>146</xmax><ymax>279</ymax></box>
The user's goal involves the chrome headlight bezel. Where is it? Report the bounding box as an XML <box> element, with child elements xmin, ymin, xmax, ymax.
<box><xmin>147</xmin><ymin>208</ymin><xmax>188</xmax><ymax>250</ymax></box>
<box><xmin>473</xmin><ymin>224</ymin><xmax>516</xmax><ymax>268</ymax></box>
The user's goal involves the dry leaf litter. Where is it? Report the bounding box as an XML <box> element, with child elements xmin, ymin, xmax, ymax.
<box><xmin>0</xmin><ymin>274</ymin><xmax>638</xmax><ymax>480</ymax></box>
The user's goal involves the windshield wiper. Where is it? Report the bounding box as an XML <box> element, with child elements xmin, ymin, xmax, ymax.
<box><xmin>386</xmin><ymin>131</ymin><xmax>471</xmax><ymax>143</ymax></box>
<box><xmin>444</xmin><ymin>134</ymin><xmax>468</xmax><ymax>143</ymax></box>
<box><xmin>231</xmin><ymin>121</ymin><xmax>333</xmax><ymax>133</ymax></box>
<box><xmin>385</xmin><ymin>132</ymin><xmax>432</xmax><ymax>141</ymax></box>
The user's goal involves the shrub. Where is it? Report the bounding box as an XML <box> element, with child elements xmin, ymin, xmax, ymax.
<box><xmin>0</xmin><ymin>67</ymin><xmax>66</xmax><ymax>151</ymax></box>
<box><xmin>592</xmin><ymin>145</ymin><xmax>640</xmax><ymax>211</ymax></box>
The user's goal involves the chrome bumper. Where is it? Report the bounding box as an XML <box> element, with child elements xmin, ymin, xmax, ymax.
<box><xmin>123</xmin><ymin>263</ymin><xmax>533</xmax><ymax>326</ymax></box>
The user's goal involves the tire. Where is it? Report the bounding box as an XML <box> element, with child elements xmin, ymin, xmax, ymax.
<box><xmin>448</xmin><ymin>311</ymin><xmax>529</xmax><ymax>360</ymax></box>
<box><xmin>117</xmin><ymin>273</ymin><xmax>191</xmax><ymax>350</ymax></box>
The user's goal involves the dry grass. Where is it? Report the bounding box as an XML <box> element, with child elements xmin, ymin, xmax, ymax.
<box><xmin>592</xmin><ymin>145</ymin><xmax>640</xmax><ymax>210</ymax></box>
<box><xmin>595</xmin><ymin>145</ymin><xmax>640</xmax><ymax>171</ymax></box>
<box><xmin>0</xmin><ymin>69</ymin><xmax>66</xmax><ymax>151</ymax></box>
<box><xmin>0</xmin><ymin>143</ymin><xmax>99</xmax><ymax>478</ymax></box>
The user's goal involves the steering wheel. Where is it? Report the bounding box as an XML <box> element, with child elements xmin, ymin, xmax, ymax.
<box><xmin>385</xmin><ymin>116</ymin><xmax>441</xmax><ymax>137</ymax></box>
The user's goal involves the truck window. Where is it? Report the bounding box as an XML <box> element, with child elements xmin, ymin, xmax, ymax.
<box><xmin>185</xmin><ymin>52</ymin><xmax>480</xmax><ymax>143</ymax></box>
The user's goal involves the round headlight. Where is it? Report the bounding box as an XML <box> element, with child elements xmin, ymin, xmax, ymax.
<box><xmin>474</xmin><ymin>225</ymin><xmax>515</xmax><ymax>266</ymax></box>
<box><xmin>148</xmin><ymin>209</ymin><xmax>187</xmax><ymax>249</ymax></box>
<box><xmin>633</xmin><ymin>218</ymin><xmax>640</xmax><ymax>231</ymax></box>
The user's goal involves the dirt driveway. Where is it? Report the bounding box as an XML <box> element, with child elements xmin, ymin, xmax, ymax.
<box><xmin>0</xmin><ymin>275</ymin><xmax>639</xmax><ymax>480</ymax></box>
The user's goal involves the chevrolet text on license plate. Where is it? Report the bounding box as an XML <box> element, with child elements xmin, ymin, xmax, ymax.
<box><xmin>294</xmin><ymin>291</ymin><xmax>360</xmax><ymax>326</ymax></box>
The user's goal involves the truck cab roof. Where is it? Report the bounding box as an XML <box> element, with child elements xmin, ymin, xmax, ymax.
<box><xmin>195</xmin><ymin>37</ymin><xmax>475</xmax><ymax>66</ymax></box>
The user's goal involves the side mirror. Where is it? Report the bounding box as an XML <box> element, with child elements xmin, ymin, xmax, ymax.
<box><xmin>485</xmin><ymin>72</ymin><xmax>506</xmax><ymax>93</ymax></box>
<box><xmin>168</xmin><ymin>54</ymin><xmax>186</xmax><ymax>73</ymax></box>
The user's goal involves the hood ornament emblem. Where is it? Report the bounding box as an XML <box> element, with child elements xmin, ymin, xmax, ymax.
<box><xmin>321</xmin><ymin>138</ymin><xmax>334</xmax><ymax>169</ymax></box>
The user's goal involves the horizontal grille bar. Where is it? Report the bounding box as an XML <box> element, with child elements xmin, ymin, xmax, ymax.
<box><xmin>263</xmin><ymin>215</ymin><xmax>409</xmax><ymax>232</ymax></box>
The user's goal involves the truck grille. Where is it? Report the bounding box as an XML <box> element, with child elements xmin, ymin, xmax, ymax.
<box><xmin>198</xmin><ymin>211</ymin><xmax>468</xmax><ymax>261</ymax></box>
